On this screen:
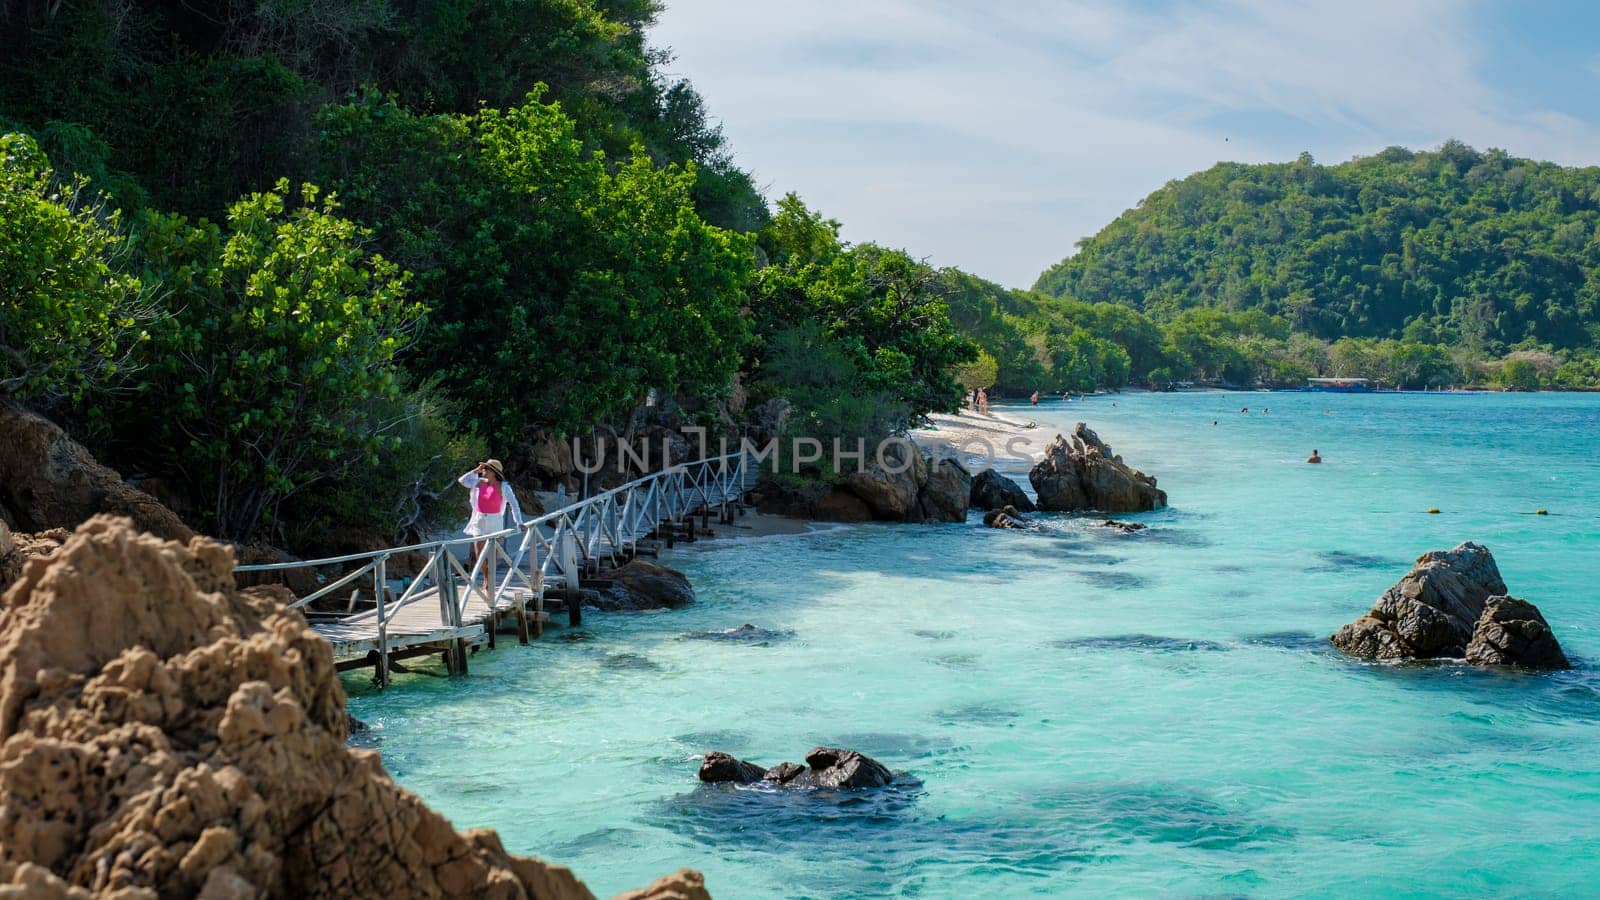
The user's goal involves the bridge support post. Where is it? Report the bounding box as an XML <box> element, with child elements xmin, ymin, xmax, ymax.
<box><xmin>440</xmin><ymin>558</ymin><xmax>468</xmax><ymax>676</ymax></box>
<box><xmin>374</xmin><ymin>556</ymin><xmax>390</xmax><ymax>688</ymax></box>
<box><xmin>562</xmin><ymin>532</ymin><xmax>581</xmax><ymax>627</ymax></box>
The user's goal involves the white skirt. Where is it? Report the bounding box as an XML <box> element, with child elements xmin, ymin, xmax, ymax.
<box><xmin>464</xmin><ymin>508</ymin><xmax>506</xmax><ymax>537</ymax></box>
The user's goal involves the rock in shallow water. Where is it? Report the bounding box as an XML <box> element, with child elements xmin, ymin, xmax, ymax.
<box><xmin>1464</xmin><ymin>596</ymin><xmax>1571</xmax><ymax>669</ymax></box>
<box><xmin>590</xmin><ymin>559</ymin><xmax>696</xmax><ymax>611</ymax></box>
<box><xmin>700</xmin><ymin>751</ymin><xmax>768</xmax><ymax>784</ymax></box>
<box><xmin>1331</xmin><ymin>541</ymin><xmax>1570</xmax><ymax>669</ymax></box>
<box><xmin>982</xmin><ymin>505</ymin><xmax>1035</xmax><ymax>530</ymax></box>
<box><xmin>698</xmin><ymin>746</ymin><xmax>900</xmax><ymax>790</ymax></box>
<box><xmin>970</xmin><ymin>469</ymin><xmax>1036</xmax><ymax>512</ymax></box>
<box><xmin>1028</xmin><ymin>423</ymin><xmax>1166</xmax><ymax>513</ymax></box>
<box><xmin>916</xmin><ymin>458</ymin><xmax>972</xmax><ymax>523</ymax></box>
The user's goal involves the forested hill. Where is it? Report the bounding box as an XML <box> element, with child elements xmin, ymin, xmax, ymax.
<box><xmin>1033</xmin><ymin>143</ymin><xmax>1600</xmax><ymax>353</ymax></box>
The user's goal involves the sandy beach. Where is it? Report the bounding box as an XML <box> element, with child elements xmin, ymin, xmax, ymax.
<box><xmin>913</xmin><ymin>408</ymin><xmax>1055</xmax><ymax>473</ymax></box>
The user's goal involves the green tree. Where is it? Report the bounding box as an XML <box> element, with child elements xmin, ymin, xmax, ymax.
<box><xmin>1497</xmin><ymin>358</ymin><xmax>1543</xmax><ymax>391</ymax></box>
<box><xmin>316</xmin><ymin>90</ymin><xmax>753</xmax><ymax>444</ymax></box>
<box><xmin>0</xmin><ymin>133</ymin><xmax>145</xmax><ymax>409</ymax></box>
<box><xmin>126</xmin><ymin>181</ymin><xmax>421</xmax><ymax>540</ymax></box>
<box><xmin>955</xmin><ymin>349</ymin><xmax>999</xmax><ymax>392</ymax></box>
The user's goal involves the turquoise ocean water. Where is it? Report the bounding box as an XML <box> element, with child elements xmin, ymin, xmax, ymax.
<box><xmin>346</xmin><ymin>392</ymin><xmax>1600</xmax><ymax>898</ymax></box>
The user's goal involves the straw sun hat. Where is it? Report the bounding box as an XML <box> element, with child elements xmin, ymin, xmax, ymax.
<box><xmin>481</xmin><ymin>459</ymin><xmax>505</xmax><ymax>480</ymax></box>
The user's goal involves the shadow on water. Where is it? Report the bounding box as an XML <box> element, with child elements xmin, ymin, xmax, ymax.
<box><xmin>1238</xmin><ymin>631</ymin><xmax>1332</xmax><ymax>653</ymax></box>
<box><xmin>1070</xmin><ymin>569</ymin><xmax>1152</xmax><ymax>590</ymax></box>
<box><xmin>911</xmin><ymin>629</ymin><xmax>956</xmax><ymax>641</ymax></box>
<box><xmin>1312</xmin><ymin>550</ymin><xmax>1404</xmax><ymax>571</ymax></box>
<box><xmin>1349</xmin><ymin>656</ymin><xmax>1600</xmax><ymax>724</ymax></box>
<box><xmin>1052</xmin><ymin>634</ymin><xmax>1229</xmax><ymax>653</ymax></box>
<box><xmin>929</xmin><ymin>652</ymin><xmax>980</xmax><ymax>670</ymax></box>
<box><xmin>543</xmin><ymin>826</ymin><xmax>655</xmax><ymax>858</ymax></box>
<box><xmin>680</xmin><ymin>624</ymin><xmax>795</xmax><ymax>645</ymax></box>
<box><xmin>1109</xmin><ymin>527</ymin><xmax>1214</xmax><ymax>548</ymax></box>
<box><xmin>671</xmin><ymin>730</ymin><xmax>754</xmax><ymax>753</ymax></box>
<box><xmin>599</xmin><ymin>652</ymin><xmax>663</xmax><ymax>672</ymax></box>
<box><xmin>646</xmin><ymin>778</ymin><xmax>1288</xmax><ymax>896</ymax></box>
<box><xmin>1029</xmin><ymin>782</ymin><xmax>1294</xmax><ymax>851</ymax></box>
<box><xmin>935</xmin><ymin>703</ymin><xmax>1022</xmax><ymax>726</ymax></box>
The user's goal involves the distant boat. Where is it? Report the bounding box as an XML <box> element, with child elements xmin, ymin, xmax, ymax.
<box><xmin>1306</xmin><ymin>377</ymin><xmax>1373</xmax><ymax>393</ymax></box>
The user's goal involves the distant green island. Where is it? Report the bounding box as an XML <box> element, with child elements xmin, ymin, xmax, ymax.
<box><xmin>1015</xmin><ymin>143</ymin><xmax>1600</xmax><ymax>393</ymax></box>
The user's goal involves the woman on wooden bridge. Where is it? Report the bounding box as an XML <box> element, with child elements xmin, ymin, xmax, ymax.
<box><xmin>459</xmin><ymin>459</ymin><xmax>527</xmax><ymax>596</ymax></box>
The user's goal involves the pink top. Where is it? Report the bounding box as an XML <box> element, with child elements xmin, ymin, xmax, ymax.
<box><xmin>476</xmin><ymin>481</ymin><xmax>504</xmax><ymax>515</ymax></box>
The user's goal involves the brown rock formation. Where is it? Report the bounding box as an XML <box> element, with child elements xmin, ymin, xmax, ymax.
<box><xmin>1331</xmin><ymin>541</ymin><xmax>1569</xmax><ymax>669</ymax></box>
<box><xmin>842</xmin><ymin>441</ymin><xmax>927</xmax><ymax>521</ymax></box>
<box><xmin>698</xmin><ymin>746</ymin><xmax>900</xmax><ymax>790</ymax></box>
<box><xmin>915</xmin><ymin>458</ymin><xmax>971</xmax><ymax>523</ymax></box>
<box><xmin>591</xmin><ymin>560</ymin><xmax>696</xmax><ymax>611</ymax></box>
<box><xmin>1464</xmin><ymin>596</ymin><xmax>1571</xmax><ymax>669</ymax></box>
<box><xmin>0</xmin><ymin>401</ymin><xmax>192</xmax><ymax>541</ymax></box>
<box><xmin>0</xmin><ymin>526</ymin><xmax>66</xmax><ymax>594</ymax></box>
<box><xmin>0</xmin><ymin>516</ymin><xmax>705</xmax><ymax>898</ymax></box>
<box><xmin>1027</xmin><ymin>424</ymin><xmax>1166</xmax><ymax>513</ymax></box>
<box><xmin>615</xmin><ymin>870</ymin><xmax>711</xmax><ymax>900</ymax></box>
<box><xmin>813</xmin><ymin>488</ymin><xmax>873</xmax><ymax>523</ymax></box>
<box><xmin>969</xmin><ymin>469</ymin><xmax>1035</xmax><ymax>513</ymax></box>
<box><xmin>981</xmin><ymin>506</ymin><xmax>1035</xmax><ymax>530</ymax></box>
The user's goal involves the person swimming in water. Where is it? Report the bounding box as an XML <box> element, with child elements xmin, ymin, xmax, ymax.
<box><xmin>1306</xmin><ymin>449</ymin><xmax>1322</xmax><ymax>464</ymax></box>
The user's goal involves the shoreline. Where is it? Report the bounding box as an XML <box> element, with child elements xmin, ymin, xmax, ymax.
<box><xmin>913</xmin><ymin>408</ymin><xmax>1054</xmax><ymax>474</ymax></box>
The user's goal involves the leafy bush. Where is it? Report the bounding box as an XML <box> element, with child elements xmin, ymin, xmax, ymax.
<box><xmin>0</xmin><ymin>133</ymin><xmax>145</xmax><ymax>409</ymax></box>
<box><xmin>123</xmin><ymin>181</ymin><xmax>422</xmax><ymax>540</ymax></box>
<box><xmin>316</xmin><ymin>90</ymin><xmax>753</xmax><ymax>445</ymax></box>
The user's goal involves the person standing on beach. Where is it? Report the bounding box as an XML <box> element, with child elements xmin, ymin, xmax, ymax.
<box><xmin>977</xmin><ymin>388</ymin><xmax>989</xmax><ymax>415</ymax></box>
<box><xmin>459</xmin><ymin>459</ymin><xmax>526</xmax><ymax>598</ymax></box>
<box><xmin>1030</xmin><ymin>390</ymin><xmax>1039</xmax><ymax>406</ymax></box>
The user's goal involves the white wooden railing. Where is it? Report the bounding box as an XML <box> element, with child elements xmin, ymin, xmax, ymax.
<box><xmin>234</xmin><ymin>451</ymin><xmax>753</xmax><ymax>678</ymax></box>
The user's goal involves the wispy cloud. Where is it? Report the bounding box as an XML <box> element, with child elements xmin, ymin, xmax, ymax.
<box><xmin>652</xmin><ymin>0</ymin><xmax>1600</xmax><ymax>287</ymax></box>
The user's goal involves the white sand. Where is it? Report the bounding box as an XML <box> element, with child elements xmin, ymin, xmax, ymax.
<box><xmin>913</xmin><ymin>409</ymin><xmax>1056</xmax><ymax>473</ymax></box>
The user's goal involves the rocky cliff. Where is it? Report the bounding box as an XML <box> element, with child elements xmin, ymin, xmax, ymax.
<box><xmin>0</xmin><ymin>516</ymin><xmax>708</xmax><ymax>898</ymax></box>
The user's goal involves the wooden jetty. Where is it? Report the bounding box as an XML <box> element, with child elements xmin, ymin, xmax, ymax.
<box><xmin>235</xmin><ymin>451</ymin><xmax>755</xmax><ymax>686</ymax></box>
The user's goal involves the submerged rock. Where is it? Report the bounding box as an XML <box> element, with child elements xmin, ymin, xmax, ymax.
<box><xmin>0</xmin><ymin>515</ymin><xmax>697</xmax><ymax>898</ymax></box>
<box><xmin>1097</xmin><ymin>519</ymin><xmax>1147</xmax><ymax>534</ymax></box>
<box><xmin>982</xmin><ymin>505</ymin><xmax>1035</xmax><ymax>530</ymax></box>
<box><xmin>1028</xmin><ymin>423</ymin><xmax>1166</xmax><ymax>513</ymax></box>
<box><xmin>684</xmin><ymin>624</ymin><xmax>793</xmax><ymax>643</ymax></box>
<box><xmin>591</xmin><ymin>559</ymin><xmax>696</xmax><ymax>611</ymax></box>
<box><xmin>698</xmin><ymin>746</ymin><xmax>901</xmax><ymax>790</ymax></box>
<box><xmin>1330</xmin><ymin>541</ymin><xmax>1570</xmax><ymax>669</ymax></box>
<box><xmin>970</xmin><ymin>469</ymin><xmax>1036</xmax><ymax>512</ymax></box>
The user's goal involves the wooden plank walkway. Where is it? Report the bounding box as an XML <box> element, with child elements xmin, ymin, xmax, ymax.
<box><xmin>311</xmin><ymin>585</ymin><xmax>556</xmax><ymax>660</ymax></box>
<box><xmin>239</xmin><ymin>450</ymin><xmax>759</xmax><ymax>685</ymax></box>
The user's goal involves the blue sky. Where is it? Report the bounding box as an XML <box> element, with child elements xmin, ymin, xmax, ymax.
<box><xmin>651</xmin><ymin>0</ymin><xmax>1600</xmax><ymax>288</ymax></box>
